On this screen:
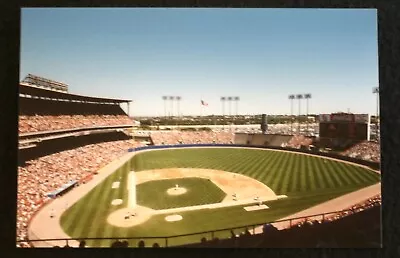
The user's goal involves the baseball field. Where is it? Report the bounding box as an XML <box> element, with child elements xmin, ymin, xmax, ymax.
<box><xmin>59</xmin><ymin>147</ymin><xmax>380</xmax><ymax>247</ymax></box>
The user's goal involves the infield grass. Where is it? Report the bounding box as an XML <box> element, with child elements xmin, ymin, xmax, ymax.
<box><xmin>137</xmin><ymin>177</ymin><xmax>226</xmax><ymax>209</ymax></box>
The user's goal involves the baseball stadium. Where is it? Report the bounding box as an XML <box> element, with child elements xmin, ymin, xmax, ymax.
<box><xmin>16</xmin><ymin>74</ymin><xmax>381</xmax><ymax>248</ymax></box>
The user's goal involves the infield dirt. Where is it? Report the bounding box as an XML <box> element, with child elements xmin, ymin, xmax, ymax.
<box><xmin>107</xmin><ymin>168</ymin><xmax>281</xmax><ymax>228</ymax></box>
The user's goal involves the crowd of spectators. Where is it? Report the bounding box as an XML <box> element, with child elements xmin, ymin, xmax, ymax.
<box><xmin>290</xmin><ymin>194</ymin><xmax>381</xmax><ymax>229</ymax></box>
<box><xmin>323</xmin><ymin>194</ymin><xmax>381</xmax><ymax>222</ymax></box>
<box><xmin>19</xmin><ymin>115</ymin><xmax>133</xmax><ymax>134</ymax></box>
<box><xmin>285</xmin><ymin>134</ymin><xmax>314</xmax><ymax>149</ymax></box>
<box><xmin>17</xmin><ymin>94</ymin><xmax>141</xmax><ymax>246</ymax></box>
<box><xmin>16</xmin><ymin>139</ymin><xmax>143</xmax><ymax>247</ymax></box>
<box><xmin>341</xmin><ymin>141</ymin><xmax>381</xmax><ymax>163</ymax></box>
<box><xmin>177</xmin><ymin>194</ymin><xmax>381</xmax><ymax>248</ymax></box>
<box><xmin>150</xmin><ymin>131</ymin><xmax>234</xmax><ymax>145</ymax></box>
<box><xmin>269</xmin><ymin>195</ymin><xmax>382</xmax><ymax>248</ymax></box>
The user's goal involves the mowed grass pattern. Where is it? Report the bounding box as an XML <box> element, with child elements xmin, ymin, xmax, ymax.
<box><xmin>131</xmin><ymin>148</ymin><xmax>379</xmax><ymax>195</ymax></box>
<box><xmin>137</xmin><ymin>177</ymin><xmax>226</xmax><ymax>210</ymax></box>
<box><xmin>60</xmin><ymin>148</ymin><xmax>380</xmax><ymax>247</ymax></box>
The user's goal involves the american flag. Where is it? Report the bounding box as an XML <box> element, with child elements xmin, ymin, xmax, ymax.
<box><xmin>201</xmin><ymin>100</ymin><xmax>208</xmax><ymax>106</ymax></box>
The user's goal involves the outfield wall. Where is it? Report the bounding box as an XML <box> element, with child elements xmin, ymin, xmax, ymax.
<box><xmin>129</xmin><ymin>144</ymin><xmax>380</xmax><ymax>171</ymax></box>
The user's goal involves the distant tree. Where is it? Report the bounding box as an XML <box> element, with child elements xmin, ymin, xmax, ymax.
<box><xmin>140</xmin><ymin>120</ymin><xmax>151</xmax><ymax>126</ymax></box>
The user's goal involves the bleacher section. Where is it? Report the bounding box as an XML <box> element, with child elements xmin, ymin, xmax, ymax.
<box><xmin>341</xmin><ymin>141</ymin><xmax>380</xmax><ymax>163</ymax></box>
<box><xmin>235</xmin><ymin>133</ymin><xmax>295</xmax><ymax>147</ymax></box>
<box><xmin>150</xmin><ymin>131</ymin><xmax>234</xmax><ymax>145</ymax></box>
<box><xmin>17</xmin><ymin>80</ymin><xmax>140</xmax><ymax>247</ymax></box>
<box><xmin>286</xmin><ymin>134</ymin><xmax>314</xmax><ymax>149</ymax></box>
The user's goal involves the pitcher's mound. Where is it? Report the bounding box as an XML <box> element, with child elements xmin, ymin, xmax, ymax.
<box><xmin>167</xmin><ymin>187</ymin><xmax>187</xmax><ymax>195</ymax></box>
<box><xmin>165</xmin><ymin>214</ymin><xmax>183</xmax><ymax>222</ymax></box>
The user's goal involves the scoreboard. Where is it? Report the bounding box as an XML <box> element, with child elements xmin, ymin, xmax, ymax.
<box><xmin>319</xmin><ymin>122</ymin><xmax>368</xmax><ymax>140</ymax></box>
<box><xmin>319</xmin><ymin>113</ymin><xmax>370</xmax><ymax>141</ymax></box>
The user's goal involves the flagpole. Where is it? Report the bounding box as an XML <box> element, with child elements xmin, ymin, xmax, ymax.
<box><xmin>200</xmin><ymin>99</ymin><xmax>208</xmax><ymax>117</ymax></box>
<box><xmin>201</xmin><ymin>96</ymin><xmax>204</xmax><ymax>117</ymax></box>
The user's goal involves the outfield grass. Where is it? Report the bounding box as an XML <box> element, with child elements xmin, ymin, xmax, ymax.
<box><xmin>137</xmin><ymin>177</ymin><xmax>226</xmax><ymax>209</ymax></box>
<box><xmin>60</xmin><ymin>147</ymin><xmax>380</xmax><ymax>247</ymax></box>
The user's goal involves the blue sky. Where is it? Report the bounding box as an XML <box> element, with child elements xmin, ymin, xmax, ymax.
<box><xmin>20</xmin><ymin>8</ymin><xmax>378</xmax><ymax>117</ymax></box>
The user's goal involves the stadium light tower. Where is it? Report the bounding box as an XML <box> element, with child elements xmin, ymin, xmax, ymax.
<box><xmin>288</xmin><ymin>95</ymin><xmax>295</xmax><ymax>134</ymax></box>
<box><xmin>221</xmin><ymin>97</ymin><xmax>226</xmax><ymax>129</ymax></box>
<box><xmin>296</xmin><ymin>94</ymin><xmax>304</xmax><ymax>134</ymax></box>
<box><xmin>234</xmin><ymin>96</ymin><xmax>240</xmax><ymax>117</ymax></box>
<box><xmin>176</xmin><ymin>96</ymin><xmax>181</xmax><ymax>118</ymax></box>
<box><xmin>304</xmin><ymin>93</ymin><xmax>312</xmax><ymax>135</ymax></box>
<box><xmin>228</xmin><ymin>96</ymin><xmax>233</xmax><ymax>125</ymax></box>
<box><xmin>175</xmin><ymin>96</ymin><xmax>181</xmax><ymax>128</ymax></box>
<box><xmin>373</xmin><ymin>87</ymin><xmax>379</xmax><ymax>140</ymax></box>
<box><xmin>162</xmin><ymin>96</ymin><xmax>167</xmax><ymax>118</ymax></box>
<box><xmin>169</xmin><ymin>96</ymin><xmax>175</xmax><ymax>118</ymax></box>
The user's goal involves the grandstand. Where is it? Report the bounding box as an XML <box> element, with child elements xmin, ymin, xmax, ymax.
<box><xmin>17</xmin><ymin>75</ymin><xmax>143</xmax><ymax>247</ymax></box>
<box><xmin>19</xmin><ymin>77</ymin><xmax>133</xmax><ymax>135</ymax></box>
<box><xmin>341</xmin><ymin>140</ymin><xmax>380</xmax><ymax>163</ymax></box>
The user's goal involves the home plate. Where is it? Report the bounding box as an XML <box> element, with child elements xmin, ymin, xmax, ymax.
<box><xmin>112</xmin><ymin>182</ymin><xmax>120</xmax><ymax>189</ymax></box>
<box><xmin>244</xmin><ymin>205</ymin><xmax>269</xmax><ymax>211</ymax></box>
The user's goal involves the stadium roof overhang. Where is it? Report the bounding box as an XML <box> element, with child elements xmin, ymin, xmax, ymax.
<box><xmin>19</xmin><ymin>83</ymin><xmax>132</xmax><ymax>104</ymax></box>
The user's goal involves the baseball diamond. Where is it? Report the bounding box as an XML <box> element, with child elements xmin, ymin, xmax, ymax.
<box><xmin>35</xmin><ymin>146</ymin><xmax>382</xmax><ymax>247</ymax></box>
<box><xmin>18</xmin><ymin>10</ymin><xmax>381</xmax><ymax>249</ymax></box>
